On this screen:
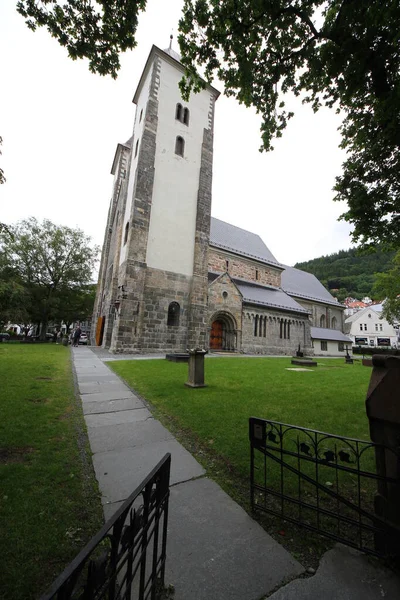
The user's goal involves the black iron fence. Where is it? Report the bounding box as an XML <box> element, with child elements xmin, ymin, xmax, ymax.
<box><xmin>41</xmin><ymin>453</ymin><xmax>171</xmax><ymax>600</ymax></box>
<box><xmin>249</xmin><ymin>418</ymin><xmax>400</xmax><ymax>559</ymax></box>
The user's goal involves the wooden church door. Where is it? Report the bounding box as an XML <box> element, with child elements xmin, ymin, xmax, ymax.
<box><xmin>210</xmin><ymin>320</ymin><xmax>223</xmax><ymax>350</ymax></box>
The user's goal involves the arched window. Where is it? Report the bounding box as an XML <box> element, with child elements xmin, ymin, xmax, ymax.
<box><xmin>263</xmin><ymin>316</ymin><xmax>267</xmax><ymax>337</ymax></box>
<box><xmin>320</xmin><ymin>314</ymin><xmax>326</xmax><ymax>328</ymax></box>
<box><xmin>254</xmin><ymin>315</ymin><xmax>259</xmax><ymax>337</ymax></box>
<box><xmin>175</xmin><ymin>136</ymin><xmax>185</xmax><ymax>157</ymax></box>
<box><xmin>280</xmin><ymin>319</ymin><xmax>283</xmax><ymax>339</ymax></box>
<box><xmin>124</xmin><ymin>221</ymin><xmax>129</xmax><ymax>245</ymax></box>
<box><xmin>259</xmin><ymin>315</ymin><xmax>263</xmax><ymax>337</ymax></box>
<box><xmin>167</xmin><ymin>302</ymin><xmax>180</xmax><ymax>326</ymax></box>
<box><xmin>183</xmin><ymin>107</ymin><xmax>190</xmax><ymax>125</ymax></box>
<box><xmin>331</xmin><ymin>316</ymin><xmax>337</xmax><ymax>329</ymax></box>
<box><xmin>135</xmin><ymin>139</ymin><xmax>139</xmax><ymax>158</ymax></box>
<box><xmin>287</xmin><ymin>321</ymin><xmax>291</xmax><ymax>340</ymax></box>
<box><xmin>175</xmin><ymin>103</ymin><xmax>182</xmax><ymax>121</ymax></box>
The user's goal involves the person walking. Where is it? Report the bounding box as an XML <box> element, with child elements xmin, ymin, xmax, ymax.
<box><xmin>72</xmin><ymin>326</ymin><xmax>82</xmax><ymax>347</ymax></box>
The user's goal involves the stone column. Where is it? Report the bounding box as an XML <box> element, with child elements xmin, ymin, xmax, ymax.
<box><xmin>185</xmin><ymin>350</ymin><xmax>207</xmax><ymax>388</ymax></box>
<box><xmin>365</xmin><ymin>354</ymin><xmax>400</xmax><ymax>558</ymax></box>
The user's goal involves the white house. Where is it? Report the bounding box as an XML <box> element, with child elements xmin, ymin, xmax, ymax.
<box><xmin>344</xmin><ymin>307</ymin><xmax>397</xmax><ymax>348</ymax></box>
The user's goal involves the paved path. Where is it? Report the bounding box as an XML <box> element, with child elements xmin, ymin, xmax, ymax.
<box><xmin>72</xmin><ymin>346</ymin><xmax>303</xmax><ymax>600</ymax></box>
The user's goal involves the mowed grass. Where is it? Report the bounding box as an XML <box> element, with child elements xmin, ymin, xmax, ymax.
<box><xmin>0</xmin><ymin>345</ymin><xmax>103</xmax><ymax>600</ymax></box>
<box><xmin>110</xmin><ymin>357</ymin><xmax>372</xmax><ymax>480</ymax></box>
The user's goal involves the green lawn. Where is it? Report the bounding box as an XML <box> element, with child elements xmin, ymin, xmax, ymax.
<box><xmin>109</xmin><ymin>357</ymin><xmax>374</xmax><ymax>562</ymax></box>
<box><xmin>110</xmin><ymin>357</ymin><xmax>372</xmax><ymax>479</ymax></box>
<box><xmin>0</xmin><ymin>344</ymin><xmax>103</xmax><ymax>600</ymax></box>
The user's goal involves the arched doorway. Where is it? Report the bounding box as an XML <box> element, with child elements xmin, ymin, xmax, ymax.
<box><xmin>209</xmin><ymin>312</ymin><xmax>237</xmax><ymax>351</ymax></box>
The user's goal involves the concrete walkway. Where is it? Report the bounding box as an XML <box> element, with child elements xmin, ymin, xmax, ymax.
<box><xmin>72</xmin><ymin>346</ymin><xmax>303</xmax><ymax>600</ymax></box>
<box><xmin>72</xmin><ymin>346</ymin><xmax>400</xmax><ymax>600</ymax></box>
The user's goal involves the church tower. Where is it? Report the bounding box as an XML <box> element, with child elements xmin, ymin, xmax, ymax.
<box><xmin>92</xmin><ymin>44</ymin><xmax>220</xmax><ymax>353</ymax></box>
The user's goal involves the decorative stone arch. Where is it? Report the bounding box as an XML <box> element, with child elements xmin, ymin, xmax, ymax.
<box><xmin>209</xmin><ymin>311</ymin><xmax>237</xmax><ymax>351</ymax></box>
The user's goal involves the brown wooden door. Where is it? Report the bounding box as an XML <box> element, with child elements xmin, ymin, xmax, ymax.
<box><xmin>95</xmin><ymin>316</ymin><xmax>105</xmax><ymax>346</ymax></box>
<box><xmin>210</xmin><ymin>320</ymin><xmax>223</xmax><ymax>350</ymax></box>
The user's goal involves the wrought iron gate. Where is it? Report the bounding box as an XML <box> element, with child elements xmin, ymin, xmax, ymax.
<box><xmin>41</xmin><ymin>453</ymin><xmax>171</xmax><ymax>600</ymax></box>
<box><xmin>249</xmin><ymin>418</ymin><xmax>400</xmax><ymax>559</ymax></box>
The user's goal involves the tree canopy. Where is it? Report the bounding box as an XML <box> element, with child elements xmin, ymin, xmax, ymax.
<box><xmin>0</xmin><ymin>218</ymin><xmax>99</xmax><ymax>335</ymax></box>
<box><xmin>178</xmin><ymin>0</ymin><xmax>400</xmax><ymax>248</ymax></box>
<box><xmin>14</xmin><ymin>1</ymin><xmax>400</xmax><ymax>248</ymax></box>
<box><xmin>16</xmin><ymin>0</ymin><xmax>146</xmax><ymax>78</ymax></box>
<box><xmin>374</xmin><ymin>251</ymin><xmax>400</xmax><ymax>325</ymax></box>
<box><xmin>295</xmin><ymin>245</ymin><xmax>396</xmax><ymax>302</ymax></box>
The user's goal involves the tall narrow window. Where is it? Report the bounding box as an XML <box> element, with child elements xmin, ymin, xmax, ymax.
<box><xmin>225</xmin><ymin>260</ymin><xmax>229</xmax><ymax>271</ymax></box>
<box><xmin>124</xmin><ymin>222</ymin><xmax>129</xmax><ymax>245</ymax></box>
<box><xmin>254</xmin><ymin>315</ymin><xmax>259</xmax><ymax>337</ymax></box>
<box><xmin>183</xmin><ymin>107</ymin><xmax>190</xmax><ymax>125</ymax></box>
<box><xmin>280</xmin><ymin>319</ymin><xmax>283</xmax><ymax>339</ymax></box>
<box><xmin>284</xmin><ymin>320</ymin><xmax>287</xmax><ymax>339</ymax></box>
<box><xmin>175</xmin><ymin>136</ymin><xmax>185</xmax><ymax>157</ymax></box>
<box><xmin>139</xmin><ymin>108</ymin><xmax>143</xmax><ymax>123</ymax></box>
<box><xmin>287</xmin><ymin>321</ymin><xmax>290</xmax><ymax>340</ymax></box>
<box><xmin>175</xmin><ymin>103</ymin><xmax>182</xmax><ymax>121</ymax></box>
<box><xmin>255</xmin><ymin>269</ymin><xmax>259</xmax><ymax>281</ymax></box>
<box><xmin>135</xmin><ymin>140</ymin><xmax>139</xmax><ymax>158</ymax></box>
<box><xmin>331</xmin><ymin>316</ymin><xmax>337</xmax><ymax>329</ymax></box>
<box><xmin>167</xmin><ymin>302</ymin><xmax>180</xmax><ymax>326</ymax></box>
<box><xmin>320</xmin><ymin>314</ymin><xmax>326</xmax><ymax>328</ymax></box>
<box><xmin>263</xmin><ymin>316</ymin><xmax>267</xmax><ymax>337</ymax></box>
<box><xmin>259</xmin><ymin>315</ymin><xmax>263</xmax><ymax>337</ymax></box>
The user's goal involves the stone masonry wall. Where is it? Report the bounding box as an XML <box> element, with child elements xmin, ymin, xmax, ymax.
<box><xmin>91</xmin><ymin>143</ymin><xmax>130</xmax><ymax>346</ymax></box>
<box><xmin>208</xmin><ymin>249</ymin><xmax>282</xmax><ymax>287</ymax></box>
<box><xmin>207</xmin><ymin>273</ymin><xmax>243</xmax><ymax>350</ymax></box>
<box><xmin>187</xmin><ymin>120</ymin><xmax>215</xmax><ymax>350</ymax></box>
<box><xmin>110</xmin><ymin>57</ymin><xmax>161</xmax><ymax>353</ymax></box>
<box><xmin>297</xmin><ymin>299</ymin><xmax>344</xmax><ymax>330</ymax></box>
<box><xmin>241</xmin><ymin>308</ymin><xmax>312</xmax><ymax>355</ymax></box>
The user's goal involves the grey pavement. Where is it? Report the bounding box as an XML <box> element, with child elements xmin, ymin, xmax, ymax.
<box><xmin>268</xmin><ymin>544</ymin><xmax>400</xmax><ymax>600</ymax></box>
<box><xmin>72</xmin><ymin>346</ymin><xmax>398</xmax><ymax>600</ymax></box>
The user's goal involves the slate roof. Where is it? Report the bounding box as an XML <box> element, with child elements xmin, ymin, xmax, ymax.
<box><xmin>210</xmin><ymin>218</ymin><xmax>281</xmax><ymax>267</ymax></box>
<box><xmin>281</xmin><ymin>266</ymin><xmax>342</xmax><ymax>307</ymax></box>
<box><xmin>311</xmin><ymin>327</ymin><xmax>352</xmax><ymax>342</ymax></box>
<box><xmin>236</xmin><ymin>282</ymin><xmax>309</xmax><ymax>314</ymax></box>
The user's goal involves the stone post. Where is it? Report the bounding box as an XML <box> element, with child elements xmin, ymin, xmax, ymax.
<box><xmin>365</xmin><ymin>354</ymin><xmax>400</xmax><ymax>559</ymax></box>
<box><xmin>185</xmin><ymin>349</ymin><xmax>207</xmax><ymax>388</ymax></box>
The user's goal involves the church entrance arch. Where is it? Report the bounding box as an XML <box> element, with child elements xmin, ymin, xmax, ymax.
<box><xmin>209</xmin><ymin>312</ymin><xmax>237</xmax><ymax>352</ymax></box>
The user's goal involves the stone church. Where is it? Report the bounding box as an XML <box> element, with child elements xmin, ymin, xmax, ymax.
<box><xmin>92</xmin><ymin>44</ymin><xmax>350</xmax><ymax>356</ymax></box>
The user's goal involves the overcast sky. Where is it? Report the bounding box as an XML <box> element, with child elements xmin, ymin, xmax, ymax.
<box><xmin>0</xmin><ymin>1</ymin><xmax>354</xmax><ymax>267</ymax></box>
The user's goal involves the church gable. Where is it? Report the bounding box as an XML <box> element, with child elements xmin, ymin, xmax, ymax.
<box><xmin>208</xmin><ymin>273</ymin><xmax>243</xmax><ymax>329</ymax></box>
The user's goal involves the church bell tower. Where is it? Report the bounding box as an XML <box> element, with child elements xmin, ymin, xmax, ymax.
<box><xmin>93</xmin><ymin>43</ymin><xmax>220</xmax><ymax>353</ymax></box>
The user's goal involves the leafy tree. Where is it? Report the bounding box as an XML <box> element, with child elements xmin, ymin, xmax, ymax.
<box><xmin>54</xmin><ymin>283</ymin><xmax>96</xmax><ymax>332</ymax></box>
<box><xmin>295</xmin><ymin>245</ymin><xmax>396</xmax><ymax>300</ymax></box>
<box><xmin>0</xmin><ymin>218</ymin><xmax>99</xmax><ymax>338</ymax></box>
<box><xmin>16</xmin><ymin>0</ymin><xmax>146</xmax><ymax>78</ymax></box>
<box><xmin>178</xmin><ymin>1</ymin><xmax>400</xmax><ymax>247</ymax></box>
<box><xmin>374</xmin><ymin>252</ymin><xmax>400</xmax><ymax>325</ymax></box>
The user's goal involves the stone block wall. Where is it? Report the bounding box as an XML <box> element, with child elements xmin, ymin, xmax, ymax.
<box><xmin>208</xmin><ymin>249</ymin><xmax>282</xmax><ymax>287</ymax></box>
<box><xmin>298</xmin><ymin>299</ymin><xmax>344</xmax><ymax>330</ymax></box>
<box><xmin>187</xmin><ymin>125</ymin><xmax>214</xmax><ymax>350</ymax></box>
<box><xmin>241</xmin><ymin>308</ymin><xmax>312</xmax><ymax>355</ymax></box>
<box><xmin>207</xmin><ymin>273</ymin><xmax>243</xmax><ymax>343</ymax></box>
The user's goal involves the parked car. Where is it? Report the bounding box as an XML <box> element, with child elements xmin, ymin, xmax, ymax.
<box><xmin>79</xmin><ymin>333</ymin><xmax>88</xmax><ymax>345</ymax></box>
<box><xmin>0</xmin><ymin>332</ymin><xmax>10</xmax><ymax>342</ymax></box>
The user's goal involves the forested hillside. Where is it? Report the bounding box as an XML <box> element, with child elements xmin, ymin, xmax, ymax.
<box><xmin>294</xmin><ymin>247</ymin><xmax>396</xmax><ymax>302</ymax></box>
